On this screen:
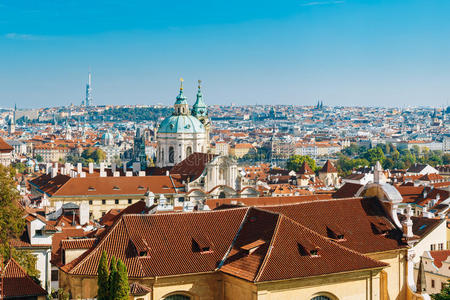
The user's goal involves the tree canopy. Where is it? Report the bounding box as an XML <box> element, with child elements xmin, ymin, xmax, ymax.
<box><xmin>0</xmin><ymin>165</ymin><xmax>39</xmax><ymax>282</ymax></box>
<box><xmin>286</xmin><ymin>155</ymin><xmax>318</xmax><ymax>172</ymax></box>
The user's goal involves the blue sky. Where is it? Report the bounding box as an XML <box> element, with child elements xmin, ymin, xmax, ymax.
<box><xmin>0</xmin><ymin>0</ymin><xmax>449</xmax><ymax>108</ymax></box>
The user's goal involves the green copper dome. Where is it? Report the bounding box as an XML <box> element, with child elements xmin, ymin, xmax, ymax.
<box><xmin>174</xmin><ymin>89</ymin><xmax>188</xmax><ymax>105</ymax></box>
<box><xmin>158</xmin><ymin>115</ymin><xmax>205</xmax><ymax>134</ymax></box>
<box><xmin>192</xmin><ymin>82</ymin><xmax>207</xmax><ymax>117</ymax></box>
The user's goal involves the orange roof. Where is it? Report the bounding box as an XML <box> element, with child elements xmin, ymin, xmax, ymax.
<box><xmin>30</xmin><ymin>173</ymin><xmax>184</xmax><ymax>196</ymax></box>
<box><xmin>3</xmin><ymin>258</ymin><xmax>47</xmax><ymax>298</ymax></box>
<box><xmin>430</xmin><ymin>250</ymin><xmax>450</xmax><ymax>268</ymax></box>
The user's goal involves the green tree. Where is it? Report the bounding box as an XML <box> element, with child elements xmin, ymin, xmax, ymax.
<box><xmin>0</xmin><ymin>165</ymin><xmax>39</xmax><ymax>280</ymax></box>
<box><xmin>108</xmin><ymin>256</ymin><xmax>118</xmax><ymax>298</ymax></box>
<box><xmin>432</xmin><ymin>279</ymin><xmax>450</xmax><ymax>299</ymax></box>
<box><xmin>286</xmin><ymin>155</ymin><xmax>317</xmax><ymax>172</ymax></box>
<box><xmin>12</xmin><ymin>162</ymin><xmax>26</xmax><ymax>174</ymax></box>
<box><xmin>364</xmin><ymin>147</ymin><xmax>385</xmax><ymax>165</ymax></box>
<box><xmin>35</xmin><ymin>154</ymin><xmax>43</xmax><ymax>162</ymax></box>
<box><xmin>115</xmin><ymin>259</ymin><xmax>129</xmax><ymax>300</ymax></box>
<box><xmin>97</xmin><ymin>251</ymin><xmax>109</xmax><ymax>300</ymax></box>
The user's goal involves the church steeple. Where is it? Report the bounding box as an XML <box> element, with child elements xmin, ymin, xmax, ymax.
<box><xmin>192</xmin><ymin>80</ymin><xmax>207</xmax><ymax>118</ymax></box>
<box><xmin>174</xmin><ymin>78</ymin><xmax>190</xmax><ymax>116</ymax></box>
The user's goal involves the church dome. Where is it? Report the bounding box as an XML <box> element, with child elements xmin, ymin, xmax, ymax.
<box><xmin>158</xmin><ymin>115</ymin><xmax>205</xmax><ymax>134</ymax></box>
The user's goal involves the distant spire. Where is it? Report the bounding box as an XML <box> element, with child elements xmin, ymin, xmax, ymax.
<box><xmin>180</xmin><ymin>77</ymin><xmax>184</xmax><ymax>91</ymax></box>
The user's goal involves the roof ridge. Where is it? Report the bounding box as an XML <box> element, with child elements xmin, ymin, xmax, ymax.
<box><xmin>66</xmin><ymin>217</ymin><xmax>123</xmax><ymax>274</ymax></box>
<box><xmin>4</xmin><ymin>257</ymin><xmax>47</xmax><ymax>294</ymax></box>
<box><xmin>259</xmin><ymin>197</ymin><xmax>363</xmax><ymax>208</ymax></box>
<box><xmin>122</xmin><ymin>215</ymin><xmax>146</xmax><ymax>277</ymax></box>
<box><xmin>254</xmin><ymin>213</ymin><xmax>283</xmax><ymax>282</ymax></box>
<box><xmin>216</xmin><ymin>207</ymin><xmax>251</xmax><ymax>270</ymax></box>
<box><xmin>280</xmin><ymin>214</ymin><xmax>389</xmax><ymax>268</ymax></box>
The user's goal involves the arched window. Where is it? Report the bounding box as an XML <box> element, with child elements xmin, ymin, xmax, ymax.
<box><xmin>219</xmin><ymin>191</ymin><xmax>226</xmax><ymax>198</ymax></box>
<box><xmin>219</xmin><ymin>168</ymin><xmax>224</xmax><ymax>180</ymax></box>
<box><xmin>163</xmin><ymin>294</ymin><xmax>191</xmax><ymax>300</ymax></box>
<box><xmin>169</xmin><ymin>147</ymin><xmax>175</xmax><ymax>163</ymax></box>
<box><xmin>186</xmin><ymin>146</ymin><xmax>192</xmax><ymax>157</ymax></box>
<box><xmin>311</xmin><ymin>295</ymin><xmax>335</xmax><ymax>300</ymax></box>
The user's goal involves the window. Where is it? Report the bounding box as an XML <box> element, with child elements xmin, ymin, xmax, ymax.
<box><xmin>35</xmin><ymin>230</ymin><xmax>43</xmax><ymax>236</ymax></box>
<box><xmin>186</xmin><ymin>146</ymin><xmax>192</xmax><ymax>157</ymax></box>
<box><xmin>431</xmin><ymin>244</ymin><xmax>436</xmax><ymax>251</ymax></box>
<box><xmin>115</xmin><ymin>199</ymin><xmax>119</xmax><ymax>204</ymax></box>
<box><xmin>439</xmin><ymin>243</ymin><xmax>444</xmax><ymax>250</ymax></box>
<box><xmin>89</xmin><ymin>200</ymin><xmax>92</xmax><ymax>205</ymax></box>
<box><xmin>311</xmin><ymin>296</ymin><xmax>332</xmax><ymax>300</ymax></box>
<box><xmin>169</xmin><ymin>147</ymin><xmax>175</xmax><ymax>163</ymax></box>
<box><xmin>432</xmin><ymin>279</ymin><xmax>435</xmax><ymax>288</ymax></box>
<box><xmin>51</xmin><ymin>269</ymin><xmax>59</xmax><ymax>281</ymax></box>
<box><xmin>102</xmin><ymin>200</ymin><xmax>106</xmax><ymax>205</ymax></box>
<box><xmin>102</xmin><ymin>211</ymin><xmax>106</xmax><ymax>216</ymax></box>
<box><xmin>128</xmin><ymin>199</ymin><xmax>132</xmax><ymax>204</ymax></box>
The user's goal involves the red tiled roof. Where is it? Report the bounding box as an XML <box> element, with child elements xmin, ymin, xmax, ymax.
<box><xmin>298</xmin><ymin>161</ymin><xmax>314</xmax><ymax>175</ymax></box>
<box><xmin>30</xmin><ymin>173</ymin><xmax>183</xmax><ymax>196</ymax></box>
<box><xmin>320</xmin><ymin>160</ymin><xmax>337</xmax><ymax>173</ymax></box>
<box><xmin>2</xmin><ymin>258</ymin><xmax>47</xmax><ymax>298</ymax></box>
<box><xmin>61</xmin><ymin>196</ymin><xmax>404</xmax><ymax>281</ymax></box>
<box><xmin>430</xmin><ymin>250</ymin><xmax>450</xmax><ymax>268</ymax></box>
<box><xmin>0</xmin><ymin>137</ymin><xmax>13</xmax><ymax>153</ymax></box>
<box><xmin>170</xmin><ymin>152</ymin><xmax>217</xmax><ymax>181</ymax></box>
<box><xmin>62</xmin><ymin>208</ymin><xmax>249</xmax><ymax>277</ymax></box>
<box><xmin>129</xmin><ymin>282</ymin><xmax>151</xmax><ymax>296</ymax></box>
<box><xmin>61</xmin><ymin>238</ymin><xmax>96</xmax><ymax>250</ymax></box>
<box><xmin>263</xmin><ymin>197</ymin><xmax>405</xmax><ymax>254</ymax></box>
<box><xmin>333</xmin><ymin>183</ymin><xmax>363</xmax><ymax>198</ymax></box>
<box><xmin>206</xmin><ymin>194</ymin><xmax>333</xmax><ymax>209</ymax></box>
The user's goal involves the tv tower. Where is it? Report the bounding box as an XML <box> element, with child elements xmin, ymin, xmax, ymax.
<box><xmin>85</xmin><ymin>72</ymin><xmax>93</xmax><ymax>106</ymax></box>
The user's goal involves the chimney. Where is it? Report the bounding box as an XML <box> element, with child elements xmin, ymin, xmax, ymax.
<box><xmin>374</xmin><ymin>161</ymin><xmax>386</xmax><ymax>184</ymax></box>
<box><xmin>123</xmin><ymin>163</ymin><xmax>127</xmax><ymax>174</ymax></box>
<box><xmin>79</xmin><ymin>201</ymin><xmax>89</xmax><ymax>225</ymax></box>
<box><xmin>61</xmin><ymin>167</ymin><xmax>65</xmax><ymax>175</ymax></box>
<box><xmin>138</xmin><ymin>171</ymin><xmax>146</xmax><ymax>177</ymax></box>
<box><xmin>166</xmin><ymin>170</ymin><xmax>170</xmax><ymax>176</ymax></box>
<box><xmin>402</xmin><ymin>205</ymin><xmax>414</xmax><ymax>239</ymax></box>
<box><xmin>80</xmin><ymin>172</ymin><xmax>86</xmax><ymax>178</ymax></box>
<box><xmin>46</xmin><ymin>163</ymin><xmax>52</xmax><ymax>174</ymax></box>
<box><xmin>77</xmin><ymin>163</ymin><xmax>82</xmax><ymax>174</ymax></box>
<box><xmin>88</xmin><ymin>162</ymin><xmax>94</xmax><ymax>174</ymax></box>
<box><xmin>126</xmin><ymin>171</ymin><xmax>132</xmax><ymax>177</ymax></box>
<box><xmin>133</xmin><ymin>162</ymin><xmax>141</xmax><ymax>174</ymax></box>
<box><xmin>113</xmin><ymin>171</ymin><xmax>120</xmax><ymax>177</ymax></box>
<box><xmin>51</xmin><ymin>167</ymin><xmax>58</xmax><ymax>178</ymax></box>
<box><xmin>54</xmin><ymin>162</ymin><xmax>59</xmax><ymax>172</ymax></box>
<box><xmin>64</xmin><ymin>162</ymin><xmax>71</xmax><ymax>173</ymax></box>
<box><xmin>111</xmin><ymin>163</ymin><xmax>116</xmax><ymax>173</ymax></box>
<box><xmin>100</xmin><ymin>162</ymin><xmax>106</xmax><ymax>177</ymax></box>
<box><xmin>145</xmin><ymin>189</ymin><xmax>155</xmax><ymax>207</ymax></box>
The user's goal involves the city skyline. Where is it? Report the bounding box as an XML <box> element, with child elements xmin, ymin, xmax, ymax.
<box><xmin>1</xmin><ymin>0</ymin><xmax>450</xmax><ymax>108</ymax></box>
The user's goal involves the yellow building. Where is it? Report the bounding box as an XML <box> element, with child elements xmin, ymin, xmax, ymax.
<box><xmin>58</xmin><ymin>189</ymin><xmax>426</xmax><ymax>300</ymax></box>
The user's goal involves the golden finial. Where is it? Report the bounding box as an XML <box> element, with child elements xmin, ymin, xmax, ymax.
<box><xmin>180</xmin><ymin>77</ymin><xmax>184</xmax><ymax>90</ymax></box>
<box><xmin>198</xmin><ymin>79</ymin><xmax>202</xmax><ymax>89</ymax></box>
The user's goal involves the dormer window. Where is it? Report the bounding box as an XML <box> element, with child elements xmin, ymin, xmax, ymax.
<box><xmin>88</xmin><ymin>186</ymin><xmax>95</xmax><ymax>191</ymax></box>
<box><xmin>240</xmin><ymin>239</ymin><xmax>265</xmax><ymax>255</ymax></box>
<box><xmin>192</xmin><ymin>235</ymin><xmax>212</xmax><ymax>253</ymax></box>
<box><xmin>113</xmin><ymin>186</ymin><xmax>120</xmax><ymax>190</ymax></box>
<box><xmin>139</xmin><ymin>251</ymin><xmax>148</xmax><ymax>257</ymax></box>
<box><xmin>326</xmin><ymin>225</ymin><xmax>346</xmax><ymax>241</ymax></box>
<box><xmin>297</xmin><ymin>240</ymin><xmax>321</xmax><ymax>257</ymax></box>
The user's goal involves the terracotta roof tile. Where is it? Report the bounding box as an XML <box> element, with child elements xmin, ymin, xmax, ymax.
<box><xmin>2</xmin><ymin>258</ymin><xmax>47</xmax><ymax>298</ymax></box>
<box><xmin>429</xmin><ymin>250</ymin><xmax>450</xmax><ymax>268</ymax></box>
